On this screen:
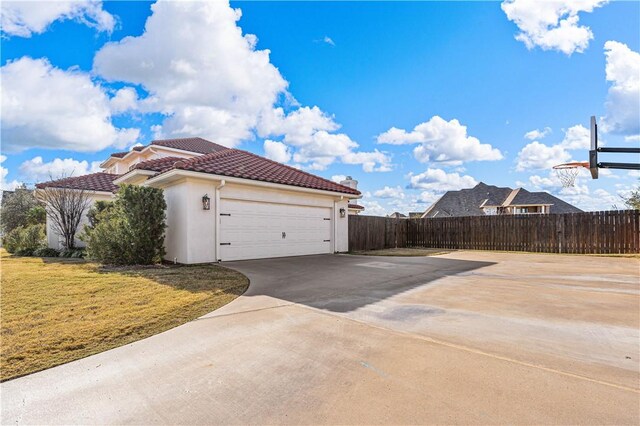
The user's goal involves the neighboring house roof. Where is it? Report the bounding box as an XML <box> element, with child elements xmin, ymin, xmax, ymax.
<box><xmin>161</xmin><ymin>149</ymin><xmax>361</xmax><ymax>196</ymax></box>
<box><xmin>388</xmin><ymin>212</ymin><xmax>407</xmax><ymax>218</ymax></box>
<box><xmin>423</xmin><ymin>182</ymin><xmax>582</xmax><ymax>217</ymax></box>
<box><xmin>35</xmin><ymin>173</ymin><xmax>119</xmax><ymax>193</ymax></box>
<box><xmin>509</xmin><ymin>188</ymin><xmax>551</xmax><ymax>205</ymax></box>
<box><xmin>408</xmin><ymin>212</ymin><xmax>422</xmax><ymax>218</ymax></box>
<box><xmin>511</xmin><ymin>189</ymin><xmax>581</xmax><ymax>213</ymax></box>
<box><xmin>348</xmin><ymin>203</ymin><xmax>365</xmax><ymax>210</ymax></box>
<box><xmin>109</xmin><ymin>137</ymin><xmax>229</xmax><ymax>159</ymax></box>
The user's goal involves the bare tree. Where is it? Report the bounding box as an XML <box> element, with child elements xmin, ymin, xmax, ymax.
<box><xmin>37</xmin><ymin>185</ymin><xmax>91</xmax><ymax>249</ymax></box>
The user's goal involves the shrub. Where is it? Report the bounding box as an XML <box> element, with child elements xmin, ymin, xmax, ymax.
<box><xmin>33</xmin><ymin>247</ymin><xmax>61</xmax><ymax>257</ymax></box>
<box><xmin>0</xmin><ymin>186</ymin><xmax>40</xmax><ymax>234</ymax></box>
<box><xmin>3</xmin><ymin>224</ymin><xmax>45</xmax><ymax>255</ymax></box>
<box><xmin>86</xmin><ymin>200</ymin><xmax>113</xmax><ymax>229</ymax></box>
<box><xmin>26</xmin><ymin>205</ymin><xmax>46</xmax><ymax>226</ymax></box>
<box><xmin>83</xmin><ymin>185</ymin><xmax>166</xmax><ymax>265</ymax></box>
<box><xmin>3</xmin><ymin>227</ymin><xmax>24</xmax><ymax>253</ymax></box>
<box><xmin>59</xmin><ymin>248</ymin><xmax>85</xmax><ymax>259</ymax></box>
<box><xmin>70</xmin><ymin>248</ymin><xmax>86</xmax><ymax>258</ymax></box>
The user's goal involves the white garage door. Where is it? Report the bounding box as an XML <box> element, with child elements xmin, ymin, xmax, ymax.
<box><xmin>219</xmin><ymin>199</ymin><xmax>332</xmax><ymax>261</ymax></box>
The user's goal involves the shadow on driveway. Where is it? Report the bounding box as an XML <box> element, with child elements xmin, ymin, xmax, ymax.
<box><xmin>224</xmin><ymin>254</ymin><xmax>495</xmax><ymax>313</ymax></box>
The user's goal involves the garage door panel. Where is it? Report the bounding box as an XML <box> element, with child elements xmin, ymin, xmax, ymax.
<box><xmin>219</xmin><ymin>199</ymin><xmax>332</xmax><ymax>261</ymax></box>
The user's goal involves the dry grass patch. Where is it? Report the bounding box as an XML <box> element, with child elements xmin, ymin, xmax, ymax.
<box><xmin>351</xmin><ymin>248</ymin><xmax>453</xmax><ymax>256</ymax></box>
<box><xmin>0</xmin><ymin>250</ymin><xmax>248</xmax><ymax>381</ymax></box>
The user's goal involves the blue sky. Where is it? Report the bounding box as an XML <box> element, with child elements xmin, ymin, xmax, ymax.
<box><xmin>1</xmin><ymin>0</ymin><xmax>639</xmax><ymax>214</ymax></box>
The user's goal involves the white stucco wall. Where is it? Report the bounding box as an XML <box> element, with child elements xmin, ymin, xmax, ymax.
<box><xmin>158</xmin><ymin>178</ymin><xmax>351</xmax><ymax>264</ymax></box>
<box><xmin>162</xmin><ymin>178</ymin><xmax>217</xmax><ymax>264</ymax></box>
<box><xmin>334</xmin><ymin>198</ymin><xmax>349</xmax><ymax>252</ymax></box>
<box><xmin>44</xmin><ymin>176</ymin><xmax>352</xmax><ymax>261</ymax></box>
<box><xmin>46</xmin><ymin>192</ymin><xmax>115</xmax><ymax>250</ymax></box>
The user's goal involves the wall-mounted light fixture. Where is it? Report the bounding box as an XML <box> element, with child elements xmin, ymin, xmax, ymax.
<box><xmin>339</xmin><ymin>208</ymin><xmax>346</xmax><ymax>218</ymax></box>
<box><xmin>202</xmin><ymin>194</ymin><xmax>211</xmax><ymax>210</ymax></box>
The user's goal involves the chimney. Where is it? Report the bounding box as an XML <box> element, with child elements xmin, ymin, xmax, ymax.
<box><xmin>340</xmin><ymin>176</ymin><xmax>358</xmax><ymax>190</ymax></box>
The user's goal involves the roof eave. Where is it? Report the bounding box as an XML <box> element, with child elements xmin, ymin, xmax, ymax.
<box><xmin>113</xmin><ymin>169</ymin><xmax>156</xmax><ymax>185</ymax></box>
<box><xmin>34</xmin><ymin>188</ymin><xmax>115</xmax><ymax>197</ymax></box>
<box><xmin>144</xmin><ymin>169</ymin><xmax>362</xmax><ymax>199</ymax></box>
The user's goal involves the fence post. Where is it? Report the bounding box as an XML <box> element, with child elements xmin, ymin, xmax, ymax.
<box><xmin>555</xmin><ymin>215</ymin><xmax>563</xmax><ymax>253</ymax></box>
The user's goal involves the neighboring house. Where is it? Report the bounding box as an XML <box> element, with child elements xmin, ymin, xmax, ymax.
<box><xmin>388</xmin><ymin>212</ymin><xmax>407</xmax><ymax>219</ymax></box>
<box><xmin>421</xmin><ymin>182</ymin><xmax>582</xmax><ymax>218</ymax></box>
<box><xmin>338</xmin><ymin>176</ymin><xmax>365</xmax><ymax>215</ymax></box>
<box><xmin>408</xmin><ymin>212</ymin><xmax>422</xmax><ymax>219</ymax></box>
<box><xmin>36</xmin><ymin>138</ymin><xmax>360</xmax><ymax>263</ymax></box>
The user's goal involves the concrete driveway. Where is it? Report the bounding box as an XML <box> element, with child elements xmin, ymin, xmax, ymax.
<box><xmin>2</xmin><ymin>252</ymin><xmax>639</xmax><ymax>424</ymax></box>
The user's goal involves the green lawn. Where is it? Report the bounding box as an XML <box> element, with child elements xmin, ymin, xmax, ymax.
<box><xmin>0</xmin><ymin>250</ymin><xmax>249</xmax><ymax>381</ymax></box>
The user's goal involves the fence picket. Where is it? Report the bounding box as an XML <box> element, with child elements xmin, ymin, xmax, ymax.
<box><xmin>348</xmin><ymin>210</ymin><xmax>639</xmax><ymax>253</ymax></box>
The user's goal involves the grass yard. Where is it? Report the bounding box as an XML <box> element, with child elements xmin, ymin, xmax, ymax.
<box><xmin>0</xmin><ymin>250</ymin><xmax>249</xmax><ymax>381</ymax></box>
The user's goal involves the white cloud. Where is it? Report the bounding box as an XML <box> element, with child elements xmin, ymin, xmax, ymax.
<box><xmin>94</xmin><ymin>0</ymin><xmax>287</xmax><ymax>148</ymax></box>
<box><xmin>528</xmin><ymin>173</ymin><xmax>562</xmax><ymax>189</ymax></box>
<box><xmin>1</xmin><ymin>0</ymin><xmax>115</xmax><ymax>37</ymax></box>
<box><xmin>19</xmin><ymin>156</ymin><xmax>102</xmax><ymax>183</ymax></box>
<box><xmin>560</xmin><ymin>183</ymin><xmax>590</xmax><ymax>196</ymax></box>
<box><xmin>408</xmin><ymin>168</ymin><xmax>478</xmax><ymax>192</ymax></box>
<box><xmin>323</xmin><ymin>36</ymin><xmax>335</xmax><ymax>46</ymax></box>
<box><xmin>359</xmin><ymin>200</ymin><xmax>388</xmax><ymax>217</ymax></box>
<box><xmin>560</xmin><ymin>124</ymin><xmax>590</xmax><ymax>149</ymax></box>
<box><xmin>260</xmin><ymin>106</ymin><xmax>338</xmax><ymax>145</ymax></box>
<box><xmin>110</xmin><ymin>87</ymin><xmax>138</xmax><ymax>114</ymax></box>
<box><xmin>342</xmin><ymin>150</ymin><xmax>392</xmax><ymax>172</ymax></box>
<box><xmin>625</xmin><ymin>135</ymin><xmax>640</xmax><ymax>142</ymax></box>
<box><xmin>524</xmin><ymin>127</ymin><xmax>552</xmax><ymax>140</ymax></box>
<box><xmin>558</xmin><ymin>189</ymin><xmax>624</xmax><ymax>211</ymax></box>
<box><xmin>0</xmin><ymin>155</ymin><xmax>20</xmax><ymax>191</ymax></box>
<box><xmin>263</xmin><ymin>140</ymin><xmax>291</xmax><ymax>164</ymax></box>
<box><xmin>501</xmin><ymin>0</ymin><xmax>608</xmax><ymax>55</ymax></box>
<box><xmin>291</xmin><ymin>131</ymin><xmax>357</xmax><ymax>170</ymax></box>
<box><xmin>94</xmin><ymin>1</ymin><xmax>385</xmax><ymax>172</ymax></box>
<box><xmin>1</xmin><ymin>57</ymin><xmax>139</xmax><ymax>153</ymax></box>
<box><xmin>373</xmin><ymin>186</ymin><xmax>405</xmax><ymax>200</ymax></box>
<box><xmin>377</xmin><ymin>116</ymin><xmax>503</xmax><ymax>165</ymax></box>
<box><xmin>602</xmin><ymin>41</ymin><xmax>640</xmax><ymax>135</ymax></box>
<box><xmin>331</xmin><ymin>175</ymin><xmax>347</xmax><ymax>183</ymax></box>
<box><xmin>261</xmin><ymin>106</ymin><xmax>391</xmax><ymax>171</ymax></box>
<box><xmin>515</xmin><ymin>141</ymin><xmax>571</xmax><ymax>171</ymax></box>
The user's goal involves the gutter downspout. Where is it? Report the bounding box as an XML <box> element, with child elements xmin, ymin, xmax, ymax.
<box><xmin>214</xmin><ymin>180</ymin><xmax>226</xmax><ymax>262</ymax></box>
<box><xmin>334</xmin><ymin>195</ymin><xmax>343</xmax><ymax>253</ymax></box>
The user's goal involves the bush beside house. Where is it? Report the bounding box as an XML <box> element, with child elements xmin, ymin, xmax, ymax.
<box><xmin>1</xmin><ymin>188</ymin><xmax>48</xmax><ymax>255</ymax></box>
<box><xmin>3</xmin><ymin>224</ymin><xmax>46</xmax><ymax>256</ymax></box>
<box><xmin>83</xmin><ymin>185</ymin><xmax>167</xmax><ymax>265</ymax></box>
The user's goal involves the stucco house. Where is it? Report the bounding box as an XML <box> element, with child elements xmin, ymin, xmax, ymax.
<box><xmin>421</xmin><ymin>182</ymin><xmax>582</xmax><ymax>218</ymax></box>
<box><xmin>36</xmin><ymin>138</ymin><xmax>361</xmax><ymax>263</ymax></box>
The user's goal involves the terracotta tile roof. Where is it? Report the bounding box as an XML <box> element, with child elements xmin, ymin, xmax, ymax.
<box><xmin>348</xmin><ymin>203</ymin><xmax>365</xmax><ymax>210</ymax></box>
<box><xmin>151</xmin><ymin>137</ymin><xmax>229</xmax><ymax>154</ymax></box>
<box><xmin>109</xmin><ymin>138</ymin><xmax>228</xmax><ymax>160</ymax></box>
<box><xmin>132</xmin><ymin>156</ymin><xmax>185</xmax><ymax>173</ymax></box>
<box><xmin>168</xmin><ymin>149</ymin><xmax>361</xmax><ymax>196</ymax></box>
<box><xmin>35</xmin><ymin>173</ymin><xmax>119</xmax><ymax>193</ymax></box>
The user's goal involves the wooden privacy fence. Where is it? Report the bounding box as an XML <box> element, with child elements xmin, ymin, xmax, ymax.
<box><xmin>348</xmin><ymin>210</ymin><xmax>640</xmax><ymax>254</ymax></box>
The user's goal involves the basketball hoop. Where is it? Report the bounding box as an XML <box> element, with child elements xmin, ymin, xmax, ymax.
<box><xmin>552</xmin><ymin>162</ymin><xmax>590</xmax><ymax>187</ymax></box>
